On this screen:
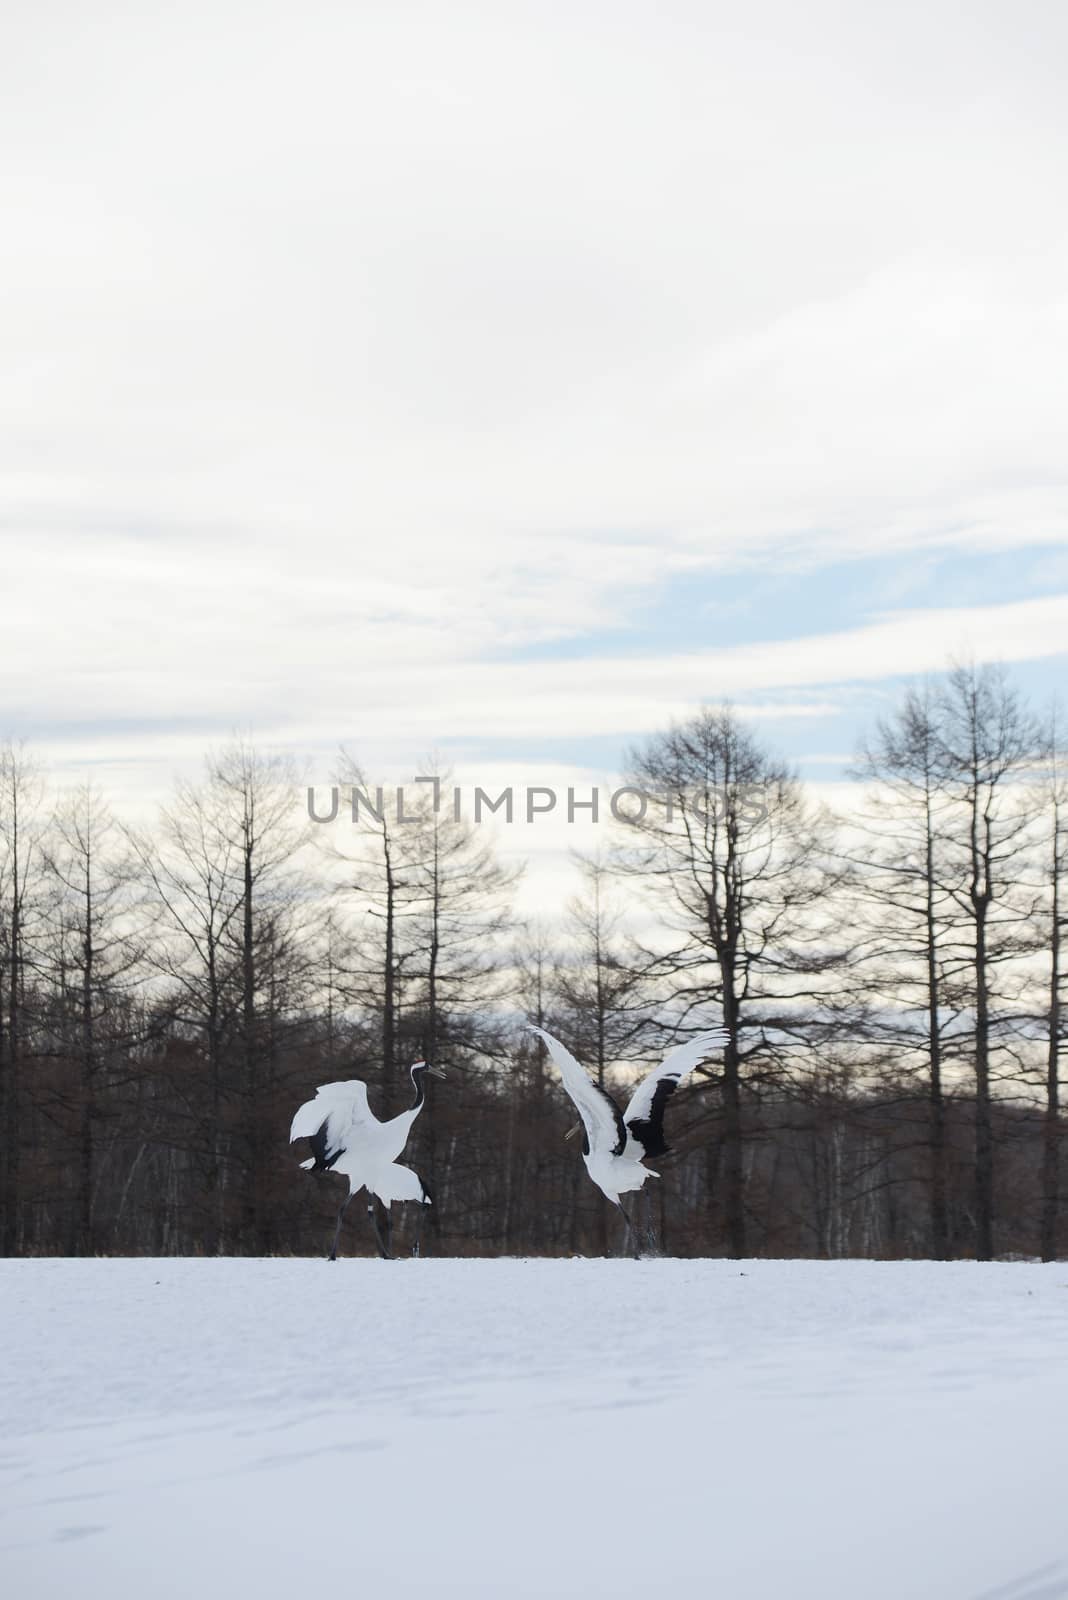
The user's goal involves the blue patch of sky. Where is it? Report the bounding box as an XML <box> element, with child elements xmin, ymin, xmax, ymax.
<box><xmin>467</xmin><ymin>543</ymin><xmax>1068</xmax><ymax>782</ymax></box>
<box><xmin>784</xmin><ymin>656</ymin><xmax>1068</xmax><ymax>783</ymax></box>
<box><xmin>442</xmin><ymin>658</ymin><xmax>1067</xmax><ymax>790</ymax></box>
<box><xmin>501</xmin><ymin>542</ymin><xmax>1068</xmax><ymax>664</ymax></box>
<box><xmin>21</xmin><ymin>543</ymin><xmax>1062</xmax><ymax>795</ymax></box>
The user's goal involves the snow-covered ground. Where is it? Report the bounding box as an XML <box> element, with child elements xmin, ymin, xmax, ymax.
<box><xmin>2</xmin><ymin>1259</ymin><xmax>1066</xmax><ymax>1600</ymax></box>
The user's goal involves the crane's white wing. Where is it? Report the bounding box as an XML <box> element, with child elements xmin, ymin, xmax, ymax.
<box><xmin>290</xmin><ymin>1080</ymin><xmax>374</xmax><ymax>1169</ymax></box>
<box><xmin>368</xmin><ymin>1161</ymin><xmax>430</xmax><ymax>1208</ymax></box>
<box><xmin>623</xmin><ymin>1029</ymin><xmax>729</xmax><ymax>1158</ymax></box>
<box><xmin>528</xmin><ymin>1027</ymin><xmax>627</xmax><ymax>1158</ymax></box>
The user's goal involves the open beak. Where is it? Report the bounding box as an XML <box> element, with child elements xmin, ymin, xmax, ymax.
<box><xmin>564</xmin><ymin>1122</ymin><xmax>581</xmax><ymax>1141</ymax></box>
<box><xmin>428</xmin><ymin>1064</ymin><xmax>447</xmax><ymax>1080</ymax></box>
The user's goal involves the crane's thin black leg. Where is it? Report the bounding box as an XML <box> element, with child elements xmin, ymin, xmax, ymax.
<box><xmin>412</xmin><ymin>1188</ymin><xmax>433</xmax><ymax>1257</ymax></box>
<box><xmin>617</xmin><ymin>1202</ymin><xmax>641</xmax><ymax>1260</ymax></box>
<box><xmin>383</xmin><ymin>1205</ymin><xmax>393</xmax><ymax>1259</ymax></box>
<box><xmin>329</xmin><ymin>1193</ymin><xmax>353</xmax><ymax>1261</ymax></box>
<box><xmin>368</xmin><ymin>1199</ymin><xmax>393</xmax><ymax>1260</ymax></box>
<box><xmin>640</xmin><ymin>1188</ymin><xmax>659</xmax><ymax>1257</ymax></box>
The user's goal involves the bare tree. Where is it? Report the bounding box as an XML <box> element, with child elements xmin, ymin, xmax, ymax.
<box><xmin>0</xmin><ymin>743</ymin><xmax>47</xmax><ymax>1254</ymax></box>
<box><xmin>850</xmin><ymin>686</ymin><xmax>966</xmax><ymax>1257</ymax></box>
<box><xmin>125</xmin><ymin>776</ymin><xmax>244</xmax><ymax>1252</ymax></box>
<box><xmin>335</xmin><ymin>764</ymin><xmax>520</xmax><ymax>1244</ymax></box>
<box><xmin>404</xmin><ymin>772</ymin><xmax>519</xmax><ymax>1056</ymax></box>
<box><xmin>553</xmin><ymin>852</ymin><xmax>652</xmax><ymax>1084</ymax></box>
<box><xmin>44</xmin><ymin>783</ymin><xmax>144</xmax><ymax>1253</ymax></box>
<box><xmin>616</xmin><ymin>707</ymin><xmax>846</xmax><ymax>1258</ymax></box>
<box><xmin>1039</xmin><ymin>713</ymin><xmax>1067</xmax><ymax>1261</ymax></box>
<box><xmin>936</xmin><ymin>664</ymin><xmax>1043</xmax><ymax>1260</ymax></box>
<box><xmin>324</xmin><ymin>755</ymin><xmax>430</xmax><ymax>1113</ymax></box>
<box><xmin>207</xmin><ymin>740</ymin><xmax>308</xmax><ymax>1252</ymax></box>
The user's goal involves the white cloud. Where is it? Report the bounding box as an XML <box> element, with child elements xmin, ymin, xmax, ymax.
<box><xmin>15</xmin><ymin>589</ymin><xmax>1067</xmax><ymax>796</ymax></box>
<box><xmin>2</xmin><ymin>0</ymin><xmax>1068</xmax><ymax>784</ymax></box>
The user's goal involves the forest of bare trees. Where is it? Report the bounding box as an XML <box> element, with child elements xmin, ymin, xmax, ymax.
<box><xmin>1</xmin><ymin>664</ymin><xmax>1064</xmax><ymax>1261</ymax></box>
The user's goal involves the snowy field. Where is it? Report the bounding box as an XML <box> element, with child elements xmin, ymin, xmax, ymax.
<box><xmin>2</xmin><ymin>1260</ymin><xmax>1067</xmax><ymax>1600</ymax></box>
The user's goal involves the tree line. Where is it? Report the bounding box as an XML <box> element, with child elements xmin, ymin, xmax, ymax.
<box><xmin>1</xmin><ymin>662</ymin><xmax>1064</xmax><ymax>1260</ymax></box>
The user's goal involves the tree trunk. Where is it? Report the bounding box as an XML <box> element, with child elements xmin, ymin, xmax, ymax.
<box><xmin>381</xmin><ymin>838</ymin><xmax>397</xmax><ymax>1115</ymax></box>
<box><xmin>2</xmin><ymin>818</ymin><xmax>22</xmax><ymax>1255</ymax></box>
<box><xmin>925</xmin><ymin>809</ymin><xmax>948</xmax><ymax>1258</ymax></box>
<box><xmin>722</xmin><ymin>1043</ymin><xmax>745</xmax><ymax>1259</ymax></box>
<box><xmin>1041</xmin><ymin>816</ymin><xmax>1062</xmax><ymax>1262</ymax></box>
<box><xmin>974</xmin><ymin>903</ymin><xmax>994</xmax><ymax>1261</ymax></box>
<box><xmin>79</xmin><ymin>851</ymin><xmax>96</xmax><ymax>1254</ymax></box>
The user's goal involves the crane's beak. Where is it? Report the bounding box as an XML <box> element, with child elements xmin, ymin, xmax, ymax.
<box><xmin>564</xmin><ymin>1122</ymin><xmax>581</xmax><ymax>1141</ymax></box>
<box><xmin>427</xmin><ymin>1064</ymin><xmax>447</xmax><ymax>1080</ymax></box>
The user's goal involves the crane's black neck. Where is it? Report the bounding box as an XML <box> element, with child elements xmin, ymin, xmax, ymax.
<box><xmin>409</xmin><ymin>1064</ymin><xmax>428</xmax><ymax>1111</ymax></box>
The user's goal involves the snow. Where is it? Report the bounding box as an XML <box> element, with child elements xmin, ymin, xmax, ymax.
<box><xmin>2</xmin><ymin>1259</ymin><xmax>1067</xmax><ymax>1599</ymax></box>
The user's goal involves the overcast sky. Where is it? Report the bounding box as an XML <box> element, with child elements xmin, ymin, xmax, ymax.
<box><xmin>3</xmin><ymin>0</ymin><xmax>1067</xmax><ymax>853</ymax></box>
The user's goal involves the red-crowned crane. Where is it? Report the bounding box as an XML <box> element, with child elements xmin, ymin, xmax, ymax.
<box><xmin>529</xmin><ymin>1026</ymin><xmax>728</xmax><ymax>1254</ymax></box>
<box><xmin>290</xmin><ymin>1061</ymin><xmax>445</xmax><ymax>1260</ymax></box>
